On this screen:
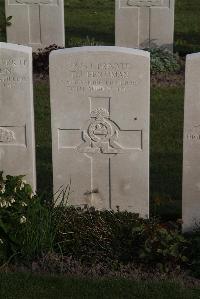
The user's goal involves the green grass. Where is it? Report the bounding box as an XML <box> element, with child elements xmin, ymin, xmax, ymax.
<box><xmin>65</xmin><ymin>0</ymin><xmax>115</xmax><ymax>46</ymax></box>
<box><xmin>0</xmin><ymin>273</ymin><xmax>200</xmax><ymax>299</ymax></box>
<box><xmin>150</xmin><ymin>87</ymin><xmax>184</xmax><ymax>219</ymax></box>
<box><xmin>1</xmin><ymin>0</ymin><xmax>200</xmax><ymax>53</ymax></box>
<box><xmin>34</xmin><ymin>82</ymin><xmax>52</xmax><ymax>196</ymax></box>
<box><xmin>65</xmin><ymin>0</ymin><xmax>200</xmax><ymax>53</ymax></box>
<box><xmin>64</xmin><ymin>0</ymin><xmax>200</xmax><ymax>54</ymax></box>
<box><xmin>175</xmin><ymin>0</ymin><xmax>200</xmax><ymax>55</ymax></box>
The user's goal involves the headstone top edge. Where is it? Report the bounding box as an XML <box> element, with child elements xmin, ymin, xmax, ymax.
<box><xmin>0</xmin><ymin>42</ymin><xmax>32</xmax><ymax>54</ymax></box>
<box><xmin>5</xmin><ymin>0</ymin><xmax>64</xmax><ymax>3</ymax></box>
<box><xmin>116</xmin><ymin>0</ymin><xmax>175</xmax><ymax>6</ymax></box>
<box><xmin>186</xmin><ymin>52</ymin><xmax>200</xmax><ymax>61</ymax></box>
<box><xmin>50</xmin><ymin>46</ymin><xmax>150</xmax><ymax>58</ymax></box>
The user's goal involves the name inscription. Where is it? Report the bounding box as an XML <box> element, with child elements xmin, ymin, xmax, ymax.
<box><xmin>64</xmin><ymin>62</ymin><xmax>138</xmax><ymax>94</ymax></box>
<box><xmin>0</xmin><ymin>57</ymin><xmax>28</xmax><ymax>88</ymax></box>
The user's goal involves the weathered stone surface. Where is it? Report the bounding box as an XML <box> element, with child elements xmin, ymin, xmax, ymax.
<box><xmin>50</xmin><ymin>46</ymin><xmax>150</xmax><ymax>217</ymax></box>
<box><xmin>115</xmin><ymin>0</ymin><xmax>175</xmax><ymax>50</ymax></box>
<box><xmin>182</xmin><ymin>53</ymin><xmax>200</xmax><ymax>232</ymax></box>
<box><xmin>5</xmin><ymin>0</ymin><xmax>65</xmax><ymax>51</ymax></box>
<box><xmin>0</xmin><ymin>43</ymin><xmax>36</xmax><ymax>190</ymax></box>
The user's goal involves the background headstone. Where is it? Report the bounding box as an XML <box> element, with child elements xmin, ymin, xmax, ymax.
<box><xmin>183</xmin><ymin>53</ymin><xmax>200</xmax><ymax>232</ymax></box>
<box><xmin>0</xmin><ymin>43</ymin><xmax>36</xmax><ymax>190</ymax></box>
<box><xmin>5</xmin><ymin>0</ymin><xmax>65</xmax><ymax>51</ymax></box>
<box><xmin>115</xmin><ymin>0</ymin><xmax>175</xmax><ymax>50</ymax></box>
<box><xmin>50</xmin><ymin>46</ymin><xmax>150</xmax><ymax>217</ymax></box>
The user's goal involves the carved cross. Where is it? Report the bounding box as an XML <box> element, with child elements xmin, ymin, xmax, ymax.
<box><xmin>124</xmin><ymin>0</ymin><xmax>168</xmax><ymax>47</ymax></box>
<box><xmin>15</xmin><ymin>0</ymin><xmax>58</xmax><ymax>45</ymax></box>
<box><xmin>58</xmin><ymin>97</ymin><xmax>143</xmax><ymax>209</ymax></box>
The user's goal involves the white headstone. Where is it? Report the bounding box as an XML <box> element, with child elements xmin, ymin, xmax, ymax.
<box><xmin>182</xmin><ymin>53</ymin><xmax>200</xmax><ymax>232</ymax></box>
<box><xmin>115</xmin><ymin>0</ymin><xmax>175</xmax><ymax>50</ymax></box>
<box><xmin>50</xmin><ymin>46</ymin><xmax>150</xmax><ymax>217</ymax></box>
<box><xmin>0</xmin><ymin>43</ymin><xmax>36</xmax><ymax>190</ymax></box>
<box><xmin>5</xmin><ymin>0</ymin><xmax>65</xmax><ymax>51</ymax></box>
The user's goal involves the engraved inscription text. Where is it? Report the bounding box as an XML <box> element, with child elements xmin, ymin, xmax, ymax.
<box><xmin>64</xmin><ymin>62</ymin><xmax>138</xmax><ymax>94</ymax></box>
<box><xmin>0</xmin><ymin>57</ymin><xmax>28</xmax><ymax>88</ymax></box>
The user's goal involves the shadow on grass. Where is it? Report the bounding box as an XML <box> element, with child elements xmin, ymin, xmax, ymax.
<box><xmin>36</xmin><ymin>145</ymin><xmax>53</xmax><ymax>196</ymax></box>
<box><xmin>0</xmin><ymin>2</ymin><xmax>6</xmax><ymax>42</ymax></box>
<box><xmin>150</xmin><ymin>152</ymin><xmax>182</xmax><ymax>220</ymax></box>
<box><xmin>174</xmin><ymin>32</ymin><xmax>200</xmax><ymax>56</ymax></box>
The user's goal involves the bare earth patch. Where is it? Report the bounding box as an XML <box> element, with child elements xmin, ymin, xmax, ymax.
<box><xmin>151</xmin><ymin>71</ymin><xmax>185</xmax><ymax>88</ymax></box>
<box><xmin>0</xmin><ymin>254</ymin><xmax>200</xmax><ymax>289</ymax></box>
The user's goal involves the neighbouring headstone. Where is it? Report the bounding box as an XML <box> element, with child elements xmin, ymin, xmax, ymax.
<box><xmin>0</xmin><ymin>43</ymin><xmax>36</xmax><ymax>190</ymax></box>
<box><xmin>115</xmin><ymin>0</ymin><xmax>175</xmax><ymax>50</ymax></box>
<box><xmin>50</xmin><ymin>46</ymin><xmax>150</xmax><ymax>217</ymax></box>
<box><xmin>5</xmin><ymin>0</ymin><xmax>65</xmax><ymax>51</ymax></box>
<box><xmin>182</xmin><ymin>53</ymin><xmax>200</xmax><ymax>232</ymax></box>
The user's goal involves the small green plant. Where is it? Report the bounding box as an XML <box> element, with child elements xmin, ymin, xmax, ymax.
<box><xmin>138</xmin><ymin>221</ymin><xmax>189</xmax><ymax>271</ymax></box>
<box><xmin>0</xmin><ymin>174</ymin><xmax>72</xmax><ymax>264</ymax></box>
<box><xmin>20</xmin><ymin>184</ymin><xmax>71</xmax><ymax>260</ymax></box>
<box><xmin>148</xmin><ymin>48</ymin><xmax>181</xmax><ymax>74</ymax></box>
<box><xmin>0</xmin><ymin>172</ymin><xmax>34</xmax><ymax>261</ymax></box>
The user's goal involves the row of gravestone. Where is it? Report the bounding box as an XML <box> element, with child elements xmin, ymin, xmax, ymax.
<box><xmin>0</xmin><ymin>42</ymin><xmax>198</xmax><ymax>232</ymax></box>
<box><xmin>5</xmin><ymin>0</ymin><xmax>175</xmax><ymax>51</ymax></box>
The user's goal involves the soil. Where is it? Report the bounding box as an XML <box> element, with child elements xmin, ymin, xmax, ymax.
<box><xmin>1</xmin><ymin>255</ymin><xmax>200</xmax><ymax>289</ymax></box>
<box><xmin>151</xmin><ymin>71</ymin><xmax>185</xmax><ymax>88</ymax></box>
